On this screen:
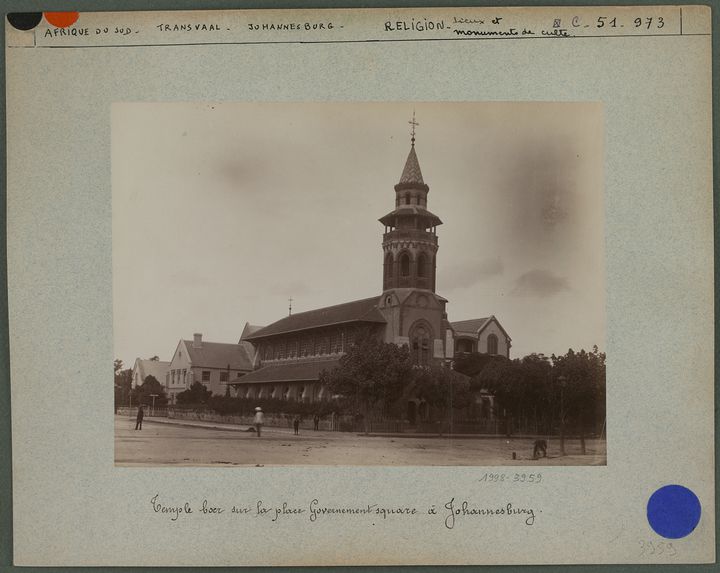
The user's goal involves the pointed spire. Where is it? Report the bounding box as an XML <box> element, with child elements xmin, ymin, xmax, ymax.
<box><xmin>399</xmin><ymin>146</ymin><xmax>424</xmax><ymax>185</ymax></box>
<box><xmin>399</xmin><ymin>110</ymin><xmax>424</xmax><ymax>184</ymax></box>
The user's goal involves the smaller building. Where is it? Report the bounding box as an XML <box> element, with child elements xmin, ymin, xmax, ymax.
<box><xmin>451</xmin><ymin>316</ymin><xmax>511</xmax><ymax>358</ymax></box>
<box><xmin>132</xmin><ymin>357</ymin><xmax>170</xmax><ymax>389</ymax></box>
<box><xmin>166</xmin><ymin>333</ymin><xmax>255</xmax><ymax>401</ymax></box>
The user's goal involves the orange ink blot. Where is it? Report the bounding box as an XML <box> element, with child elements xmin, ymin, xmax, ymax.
<box><xmin>44</xmin><ymin>12</ymin><xmax>79</xmax><ymax>28</ymax></box>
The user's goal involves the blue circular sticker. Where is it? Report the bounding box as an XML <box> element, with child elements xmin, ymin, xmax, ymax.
<box><xmin>647</xmin><ymin>485</ymin><xmax>701</xmax><ymax>539</ymax></box>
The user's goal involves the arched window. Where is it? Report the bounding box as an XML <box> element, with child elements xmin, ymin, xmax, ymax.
<box><xmin>405</xmin><ymin>193</ymin><xmax>411</xmax><ymax>205</ymax></box>
<box><xmin>487</xmin><ymin>334</ymin><xmax>499</xmax><ymax>355</ymax></box>
<box><xmin>384</xmin><ymin>252</ymin><xmax>393</xmax><ymax>283</ymax></box>
<box><xmin>400</xmin><ymin>253</ymin><xmax>410</xmax><ymax>277</ymax></box>
<box><xmin>417</xmin><ymin>253</ymin><xmax>428</xmax><ymax>278</ymax></box>
<box><xmin>410</xmin><ymin>321</ymin><xmax>434</xmax><ymax>366</ymax></box>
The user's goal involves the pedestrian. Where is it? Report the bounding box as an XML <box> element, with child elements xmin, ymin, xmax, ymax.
<box><xmin>253</xmin><ymin>406</ymin><xmax>264</xmax><ymax>437</ymax></box>
<box><xmin>293</xmin><ymin>416</ymin><xmax>300</xmax><ymax>435</ymax></box>
<box><xmin>135</xmin><ymin>404</ymin><xmax>144</xmax><ymax>430</ymax></box>
<box><xmin>313</xmin><ymin>414</ymin><xmax>320</xmax><ymax>431</ymax></box>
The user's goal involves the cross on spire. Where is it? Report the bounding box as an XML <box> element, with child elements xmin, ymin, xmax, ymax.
<box><xmin>409</xmin><ymin>110</ymin><xmax>419</xmax><ymax>146</ymax></box>
<box><xmin>288</xmin><ymin>296</ymin><xmax>293</xmax><ymax>316</ymax></box>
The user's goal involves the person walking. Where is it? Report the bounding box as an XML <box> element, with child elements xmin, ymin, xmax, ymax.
<box><xmin>313</xmin><ymin>414</ymin><xmax>320</xmax><ymax>431</ymax></box>
<box><xmin>135</xmin><ymin>404</ymin><xmax>145</xmax><ymax>431</ymax></box>
<box><xmin>293</xmin><ymin>416</ymin><xmax>300</xmax><ymax>435</ymax></box>
<box><xmin>253</xmin><ymin>406</ymin><xmax>264</xmax><ymax>437</ymax></box>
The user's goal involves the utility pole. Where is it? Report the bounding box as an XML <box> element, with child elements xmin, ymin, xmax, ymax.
<box><xmin>558</xmin><ymin>375</ymin><xmax>567</xmax><ymax>456</ymax></box>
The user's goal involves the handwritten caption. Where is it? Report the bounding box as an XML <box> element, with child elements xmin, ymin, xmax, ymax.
<box><xmin>150</xmin><ymin>494</ymin><xmax>540</xmax><ymax>529</ymax></box>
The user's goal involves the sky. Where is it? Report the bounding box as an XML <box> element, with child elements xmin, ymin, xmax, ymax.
<box><xmin>112</xmin><ymin>102</ymin><xmax>605</xmax><ymax>367</ymax></box>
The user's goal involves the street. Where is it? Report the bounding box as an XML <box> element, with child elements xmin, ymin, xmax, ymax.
<box><xmin>115</xmin><ymin>416</ymin><xmax>606</xmax><ymax>466</ymax></box>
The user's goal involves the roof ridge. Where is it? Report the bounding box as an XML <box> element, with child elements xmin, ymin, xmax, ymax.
<box><xmin>277</xmin><ymin>295</ymin><xmax>380</xmax><ymax>318</ymax></box>
<box><xmin>183</xmin><ymin>340</ymin><xmax>245</xmax><ymax>347</ymax></box>
<box><xmin>245</xmin><ymin>296</ymin><xmax>385</xmax><ymax>340</ymax></box>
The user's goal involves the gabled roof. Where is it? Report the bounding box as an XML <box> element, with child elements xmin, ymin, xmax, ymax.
<box><xmin>451</xmin><ymin>317</ymin><xmax>492</xmax><ymax>335</ymax></box>
<box><xmin>133</xmin><ymin>358</ymin><xmax>170</xmax><ymax>384</ymax></box>
<box><xmin>183</xmin><ymin>340</ymin><xmax>254</xmax><ymax>370</ymax></box>
<box><xmin>399</xmin><ymin>145</ymin><xmax>424</xmax><ymax>185</ymax></box>
<box><xmin>230</xmin><ymin>358</ymin><xmax>342</xmax><ymax>384</ymax></box>
<box><xmin>244</xmin><ymin>296</ymin><xmax>386</xmax><ymax>340</ymax></box>
<box><xmin>384</xmin><ymin>289</ymin><xmax>448</xmax><ymax>306</ymax></box>
<box><xmin>451</xmin><ymin>316</ymin><xmax>512</xmax><ymax>342</ymax></box>
<box><xmin>239</xmin><ymin>322</ymin><xmax>264</xmax><ymax>342</ymax></box>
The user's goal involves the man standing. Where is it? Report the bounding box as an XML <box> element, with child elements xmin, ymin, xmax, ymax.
<box><xmin>253</xmin><ymin>406</ymin><xmax>264</xmax><ymax>437</ymax></box>
<box><xmin>313</xmin><ymin>414</ymin><xmax>320</xmax><ymax>431</ymax></box>
<box><xmin>135</xmin><ymin>404</ymin><xmax>144</xmax><ymax>431</ymax></box>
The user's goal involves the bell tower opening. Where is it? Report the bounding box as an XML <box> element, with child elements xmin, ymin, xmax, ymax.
<box><xmin>400</xmin><ymin>253</ymin><xmax>410</xmax><ymax>277</ymax></box>
<box><xmin>417</xmin><ymin>252</ymin><xmax>428</xmax><ymax>278</ymax></box>
<box><xmin>383</xmin><ymin>252</ymin><xmax>394</xmax><ymax>290</ymax></box>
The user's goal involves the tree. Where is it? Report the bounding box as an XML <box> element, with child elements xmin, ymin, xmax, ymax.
<box><xmin>474</xmin><ymin>353</ymin><xmax>553</xmax><ymax>435</ymax></box>
<box><xmin>551</xmin><ymin>346</ymin><xmax>606</xmax><ymax>454</ymax></box>
<box><xmin>412</xmin><ymin>365</ymin><xmax>472</xmax><ymax>428</ymax></box>
<box><xmin>319</xmin><ymin>332</ymin><xmax>414</xmax><ymax>433</ymax></box>
<box><xmin>114</xmin><ymin>359</ymin><xmax>132</xmax><ymax>411</ymax></box>
<box><xmin>176</xmin><ymin>380</ymin><xmax>212</xmax><ymax>406</ymax></box>
<box><xmin>453</xmin><ymin>352</ymin><xmax>506</xmax><ymax>378</ymax></box>
<box><xmin>132</xmin><ymin>375</ymin><xmax>168</xmax><ymax>409</ymax></box>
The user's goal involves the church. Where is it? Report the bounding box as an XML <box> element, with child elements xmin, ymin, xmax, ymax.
<box><xmin>227</xmin><ymin>120</ymin><xmax>511</xmax><ymax>412</ymax></box>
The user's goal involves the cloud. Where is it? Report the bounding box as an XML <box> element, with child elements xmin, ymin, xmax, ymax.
<box><xmin>512</xmin><ymin>269</ymin><xmax>569</xmax><ymax>297</ymax></box>
<box><xmin>494</xmin><ymin>138</ymin><xmax>581</xmax><ymax>247</ymax></box>
<box><xmin>442</xmin><ymin>257</ymin><xmax>503</xmax><ymax>290</ymax></box>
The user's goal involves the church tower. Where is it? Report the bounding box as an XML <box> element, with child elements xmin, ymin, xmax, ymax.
<box><xmin>378</xmin><ymin>115</ymin><xmax>449</xmax><ymax>367</ymax></box>
<box><xmin>379</xmin><ymin>118</ymin><xmax>442</xmax><ymax>292</ymax></box>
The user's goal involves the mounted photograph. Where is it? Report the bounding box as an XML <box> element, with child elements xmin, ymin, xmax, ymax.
<box><xmin>112</xmin><ymin>102</ymin><xmax>606</xmax><ymax>466</ymax></box>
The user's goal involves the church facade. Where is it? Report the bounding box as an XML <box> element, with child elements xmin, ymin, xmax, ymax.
<box><xmin>229</xmin><ymin>129</ymin><xmax>511</xmax><ymax>410</ymax></box>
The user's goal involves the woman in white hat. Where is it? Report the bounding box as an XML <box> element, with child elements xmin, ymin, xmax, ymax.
<box><xmin>253</xmin><ymin>406</ymin><xmax>264</xmax><ymax>437</ymax></box>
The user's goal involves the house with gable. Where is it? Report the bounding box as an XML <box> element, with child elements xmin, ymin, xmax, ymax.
<box><xmin>166</xmin><ymin>332</ymin><xmax>255</xmax><ymax>402</ymax></box>
<box><xmin>132</xmin><ymin>357</ymin><xmax>170</xmax><ymax>389</ymax></box>
<box><xmin>451</xmin><ymin>316</ymin><xmax>511</xmax><ymax>357</ymax></box>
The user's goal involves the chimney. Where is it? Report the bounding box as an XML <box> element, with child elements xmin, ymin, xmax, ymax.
<box><xmin>193</xmin><ymin>333</ymin><xmax>202</xmax><ymax>348</ymax></box>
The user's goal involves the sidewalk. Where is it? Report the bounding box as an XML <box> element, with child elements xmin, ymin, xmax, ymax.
<box><xmin>363</xmin><ymin>432</ymin><xmax>554</xmax><ymax>440</ymax></box>
<box><xmin>115</xmin><ymin>415</ymin><xmax>571</xmax><ymax>441</ymax></box>
<box><xmin>115</xmin><ymin>414</ymin><xmax>331</xmax><ymax>436</ymax></box>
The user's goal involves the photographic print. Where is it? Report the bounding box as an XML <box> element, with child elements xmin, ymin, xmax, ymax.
<box><xmin>7</xmin><ymin>5</ymin><xmax>713</xmax><ymax>567</ymax></box>
<box><xmin>113</xmin><ymin>102</ymin><xmax>606</xmax><ymax>467</ymax></box>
